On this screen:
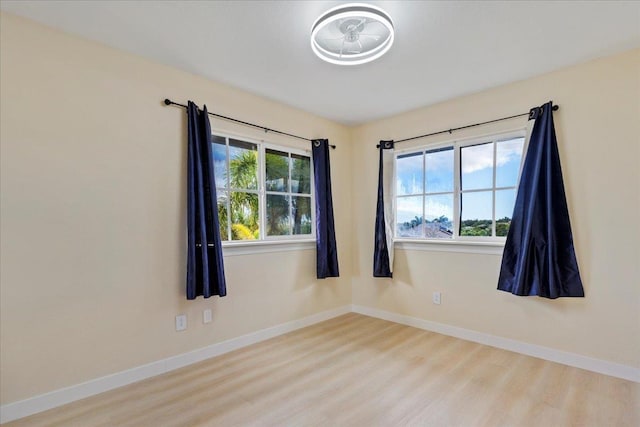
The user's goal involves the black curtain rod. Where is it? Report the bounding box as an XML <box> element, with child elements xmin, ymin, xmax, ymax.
<box><xmin>377</xmin><ymin>105</ymin><xmax>559</xmax><ymax>147</ymax></box>
<box><xmin>164</xmin><ymin>99</ymin><xmax>335</xmax><ymax>149</ymax></box>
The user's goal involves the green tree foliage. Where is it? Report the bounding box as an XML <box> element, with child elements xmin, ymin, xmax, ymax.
<box><xmin>217</xmin><ymin>148</ymin><xmax>312</xmax><ymax>240</ymax></box>
<box><xmin>460</xmin><ymin>219</ymin><xmax>492</xmax><ymax>236</ymax></box>
<box><xmin>403</xmin><ymin>216</ymin><xmax>423</xmax><ymax>229</ymax></box>
<box><xmin>496</xmin><ymin>217</ymin><xmax>511</xmax><ymax>237</ymax></box>
<box><xmin>432</xmin><ymin>215</ymin><xmax>449</xmax><ymax>224</ymax></box>
<box><xmin>231</xmin><ymin>223</ymin><xmax>255</xmax><ymax>240</ymax></box>
<box><xmin>265</xmin><ymin>152</ymin><xmax>312</xmax><ymax>236</ymax></box>
<box><xmin>265</xmin><ymin>151</ymin><xmax>289</xmax><ymax>235</ymax></box>
<box><xmin>291</xmin><ymin>155</ymin><xmax>311</xmax><ymax>235</ymax></box>
<box><xmin>292</xmin><ymin>196</ymin><xmax>311</xmax><ymax>234</ymax></box>
<box><xmin>403</xmin><ymin>215</ymin><xmax>451</xmax><ymax>230</ymax></box>
<box><xmin>216</xmin><ymin>195</ymin><xmax>229</xmax><ymax>240</ymax></box>
<box><xmin>219</xmin><ymin>150</ymin><xmax>260</xmax><ymax>240</ymax></box>
<box><xmin>402</xmin><ymin>216</ymin><xmax>506</xmax><ymax>237</ymax></box>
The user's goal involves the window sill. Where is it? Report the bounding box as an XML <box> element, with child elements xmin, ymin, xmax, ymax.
<box><xmin>394</xmin><ymin>239</ymin><xmax>505</xmax><ymax>255</ymax></box>
<box><xmin>222</xmin><ymin>239</ymin><xmax>316</xmax><ymax>256</ymax></box>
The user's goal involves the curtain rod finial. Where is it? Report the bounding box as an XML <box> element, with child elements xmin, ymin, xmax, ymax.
<box><xmin>552</xmin><ymin>105</ymin><xmax>559</xmax><ymax>111</ymax></box>
<box><xmin>164</xmin><ymin>98</ymin><xmax>172</xmax><ymax>105</ymax></box>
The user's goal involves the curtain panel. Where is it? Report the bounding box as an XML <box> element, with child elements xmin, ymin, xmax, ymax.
<box><xmin>312</xmin><ymin>139</ymin><xmax>339</xmax><ymax>278</ymax></box>
<box><xmin>498</xmin><ymin>101</ymin><xmax>584</xmax><ymax>298</ymax></box>
<box><xmin>186</xmin><ymin>101</ymin><xmax>227</xmax><ymax>300</ymax></box>
<box><xmin>373</xmin><ymin>140</ymin><xmax>395</xmax><ymax>277</ymax></box>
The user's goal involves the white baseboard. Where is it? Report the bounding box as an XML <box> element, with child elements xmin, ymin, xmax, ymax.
<box><xmin>3</xmin><ymin>303</ymin><xmax>638</xmax><ymax>423</ymax></box>
<box><xmin>351</xmin><ymin>304</ymin><xmax>640</xmax><ymax>383</ymax></box>
<box><xmin>0</xmin><ymin>305</ymin><xmax>351</xmax><ymax>424</ymax></box>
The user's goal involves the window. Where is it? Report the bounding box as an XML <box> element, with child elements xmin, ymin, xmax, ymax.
<box><xmin>265</xmin><ymin>149</ymin><xmax>313</xmax><ymax>236</ymax></box>
<box><xmin>395</xmin><ymin>132</ymin><xmax>525</xmax><ymax>241</ymax></box>
<box><xmin>212</xmin><ymin>133</ymin><xmax>314</xmax><ymax>242</ymax></box>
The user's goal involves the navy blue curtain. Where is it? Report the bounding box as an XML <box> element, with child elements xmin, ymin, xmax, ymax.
<box><xmin>498</xmin><ymin>101</ymin><xmax>584</xmax><ymax>299</ymax></box>
<box><xmin>186</xmin><ymin>101</ymin><xmax>227</xmax><ymax>300</ymax></box>
<box><xmin>373</xmin><ymin>140</ymin><xmax>394</xmax><ymax>277</ymax></box>
<box><xmin>312</xmin><ymin>139</ymin><xmax>339</xmax><ymax>278</ymax></box>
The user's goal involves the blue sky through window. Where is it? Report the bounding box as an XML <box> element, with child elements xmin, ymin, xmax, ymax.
<box><xmin>395</xmin><ymin>136</ymin><xmax>524</xmax><ymax>236</ymax></box>
<box><xmin>397</xmin><ymin>148</ymin><xmax>454</xmax><ymax>225</ymax></box>
<box><xmin>462</xmin><ymin>143</ymin><xmax>493</xmax><ymax>190</ymax></box>
<box><xmin>426</xmin><ymin>148</ymin><xmax>454</xmax><ymax>193</ymax></box>
<box><xmin>496</xmin><ymin>138</ymin><xmax>524</xmax><ymax>188</ymax></box>
<box><xmin>212</xmin><ymin>138</ymin><xmax>227</xmax><ymax>187</ymax></box>
<box><xmin>396</xmin><ymin>153</ymin><xmax>423</xmax><ymax>195</ymax></box>
<box><xmin>460</xmin><ymin>139</ymin><xmax>523</xmax><ymax>220</ymax></box>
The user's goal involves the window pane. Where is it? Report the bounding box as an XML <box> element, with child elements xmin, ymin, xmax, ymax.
<box><xmin>229</xmin><ymin>139</ymin><xmax>258</xmax><ymax>190</ymax></box>
<box><xmin>230</xmin><ymin>191</ymin><xmax>259</xmax><ymax>240</ymax></box>
<box><xmin>266</xmin><ymin>149</ymin><xmax>289</xmax><ymax>192</ymax></box>
<box><xmin>266</xmin><ymin>194</ymin><xmax>291</xmax><ymax>236</ymax></box>
<box><xmin>461</xmin><ymin>142</ymin><xmax>494</xmax><ymax>191</ymax></box>
<box><xmin>396</xmin><ymin>196</ymin><xmax>423</xmax><ymax>237</ymax></box>
<box><xmin>292</xmin><ymin>196</ymin><xmax>312</xmax><ymax>235</ymax></box>
<box><xmin>396</xmin><ymin>152</ymin><xmax>423</xmax><ymax>196</ymax></box>
<box><xmin>217</xmin><ymin>190</ymin><xmax>229</xmax><ymax>241</ymax></box>
<box><xmin>496</xmin><ymin>138</ymin><xmax>524</xmax><ymax>188</ymax></box>
<box><xmin>291</xmin><ymin>154</ymin><xmax>311</xmax><ymax>194</ymax></box>
<box><xmin>425</xmin><ymin>194</ymin><xmax>453</xmax><ymax>238</ymax></box>
<box><xmin>212</xmin><ymin>136</ymin><xmax>227</xmax><ymax>188</ymax></box>
<box><xmin>460</xmin><ymin>191</ymin><xmax>492</xmax><ymax>236</ymax></box>
<box><xmin>496</xmin><ymin>189</ymin><xmax>516</xmax><ymax>237</ymax></box>
<box><xmin>425</xmin><ymin>147</ymin><xmax>454</xmax><ymax>193</ymax></box>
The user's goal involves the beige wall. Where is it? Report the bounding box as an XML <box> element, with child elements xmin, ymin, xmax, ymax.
<box><xmin>0</xmin><ymin>13</ymin><xmax>352</xmax><ymax>404</ymax></box>
<box><xmin>351</xmin><ymin>49</ymin><xmax>640</xmax><ymax>368</ymax></box>
<box><xmin>1</xmin><ymin>11</ymin><xmax>639</xmax><ymax>408</ymax></box>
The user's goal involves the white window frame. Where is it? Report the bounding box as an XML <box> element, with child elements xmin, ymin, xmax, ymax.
<box><xmin>261</xmin><ymin>142</ymin><xmax>316</xmax><ymax>242</ymax></box>
<box><xmin>211</xmin><ymin>131</ymin><xmax>316</xmax><ymax>254</ymax></box>
<box><xmin>393</xmin><ymin>128</ymin><xmax>526</xmax><ymax>253</ymax></box>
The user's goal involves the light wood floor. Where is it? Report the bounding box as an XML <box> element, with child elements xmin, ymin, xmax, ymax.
<box><xmin>5</xmin><ymin>313</ymin><xmax>639</xmax><ymax>427</ymax></box>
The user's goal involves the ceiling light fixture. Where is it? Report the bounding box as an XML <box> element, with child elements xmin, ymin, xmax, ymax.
<box><xmin>311</xmin><ymin>3</ymin><xmax>394</xmax><ymax>66</ymax></box>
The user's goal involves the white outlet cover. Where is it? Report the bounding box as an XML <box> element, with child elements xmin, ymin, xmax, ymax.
<box><xmin>203</xmin><ymin>309</ymin><xmax>212</xmax><ymax>324</ymax></box>
<box><xmin>432</xmin><ymin>292</ymin><xmax>441</xmax><ymax>305</ymax></box>
<box><xmin>175</xmin><ymin>314</ymin><xmax>187</xmax><ymax>331</ymax></box>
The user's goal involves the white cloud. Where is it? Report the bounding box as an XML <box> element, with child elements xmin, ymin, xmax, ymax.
<box><xmin>396</xmin><ymin>197</ymin><xmax>422</xmax><ymax>222</ymax></box>
<box><xmin>425</xmin><ymin>197</ymin><xmax>452</xmax><ymax>220</ymax></box>
<box><xmin>497</xmin><ymin>138</ymin><xmax>524</xmax><ymax>167</ymax></box>
<box><xmin>396</xmin><ymin>155</ymin><xmax>423</xmax><ymax>195</ymax></box>
<box><xmin>461</xmin><ymin>139</ymin><xmax>523</xmax><ymax>174</ymax></box>
<box><xmin>425</xmin><ymin>149</ymin><xmax>453</xmax><ymax>171</ymax></box>
<box><xmin>397</xmin><ymin>176</ymin><xmax>422</xmax><ymax>195</ymax></box>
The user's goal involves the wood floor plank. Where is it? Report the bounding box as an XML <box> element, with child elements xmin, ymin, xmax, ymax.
<box><xmin>4</xmin><ymin>314</ymin><xmax>639</xmax><ymax>426</ymax></box>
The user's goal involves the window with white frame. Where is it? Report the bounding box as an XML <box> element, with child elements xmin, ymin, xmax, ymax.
<box><xmin>211</xmin><ymin>133</ymin><xmax>314</xmax><ymax>242</ymax></box>
<box><xmin>395</xmin><ymin>132</ymin><xmax>525</xmax><ymax>241</ymax></box>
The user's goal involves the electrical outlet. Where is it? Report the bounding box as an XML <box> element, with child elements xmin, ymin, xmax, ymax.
<box><xmin>432</xmin><ymin>292</ymin><xmax>441</xmax><ymax>305</ymax></box>
<box><xmin>175</xmin><ymin>314</ymin><xmax>187</xmax><ymax>331</ymax></box>
<box><xmin>203</xmin><ymin>309</ymin><xmax>212</xmax><ymax>324</ymax></box>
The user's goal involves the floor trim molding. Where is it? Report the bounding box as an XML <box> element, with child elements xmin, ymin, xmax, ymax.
<box><xmin>0</xmin><ymin>305</ymin><xmax>351</xmax><ymax>424</ymax></box>
<box><xmin>3</xmin><ymin>304</ymin><xmax>638</xmax><ymax>423</ymax></box>
<box><xmin>351</xmin><ymin>304</ymin><xmax>640</xmax><ymax>384</ymax></box>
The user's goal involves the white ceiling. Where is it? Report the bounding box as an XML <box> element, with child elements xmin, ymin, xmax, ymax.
<box><xmin>2</xmin><ymin>1</ymin><xmax>639</xmax><ymax>125</ymax></box>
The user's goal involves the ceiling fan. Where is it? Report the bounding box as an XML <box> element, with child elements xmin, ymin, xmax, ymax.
<box><xmin>310</xmin><ymin>4</ymin><xmax>395</xmax><ymax>66</ymax></box>
<box><xmin>321</xmin><ymin>18</ymin><xmax>384</xmax><ymax>55</ymax></box>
